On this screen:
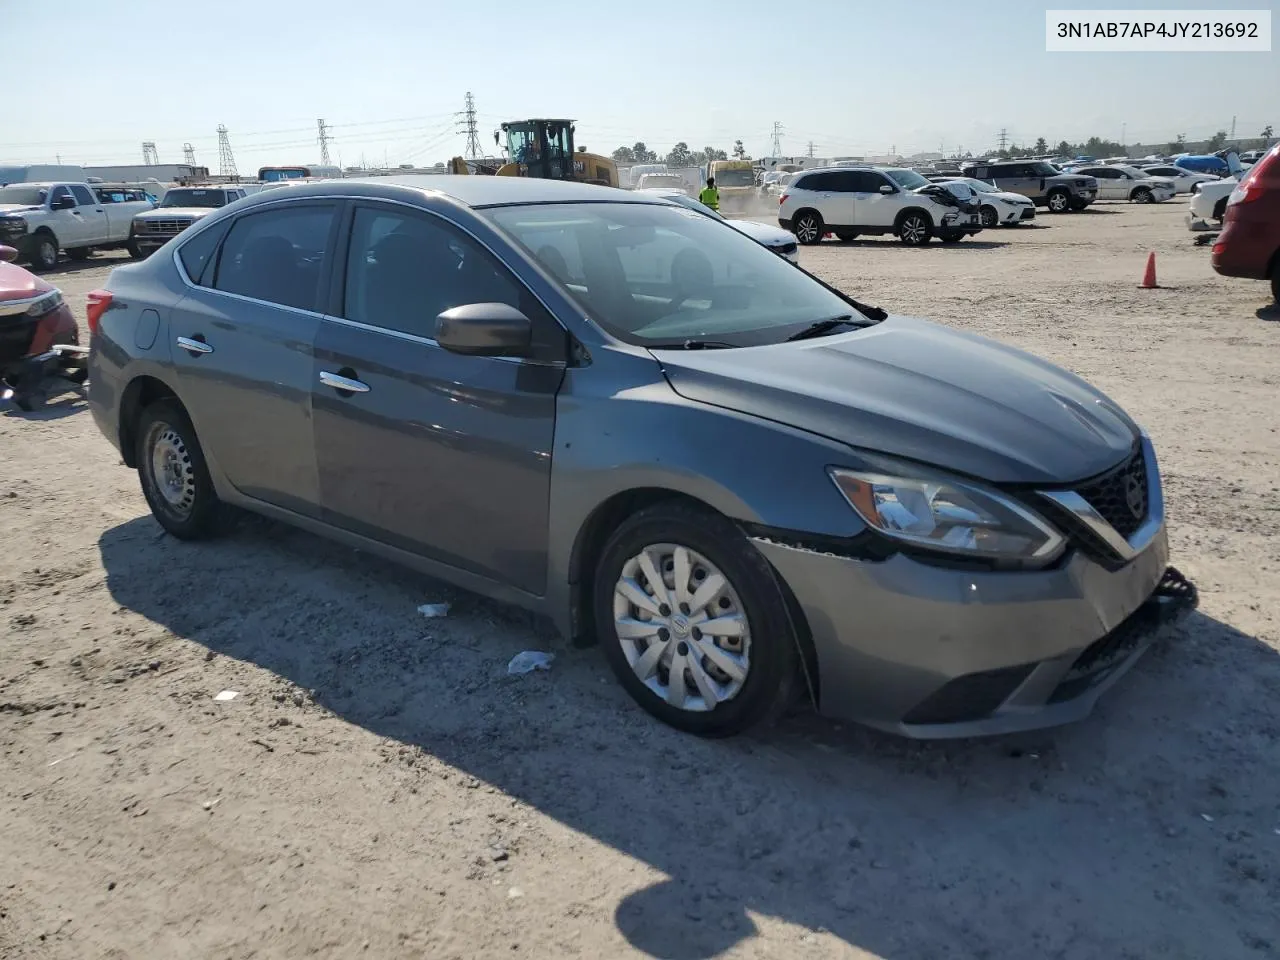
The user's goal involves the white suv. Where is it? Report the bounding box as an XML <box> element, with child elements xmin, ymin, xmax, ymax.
<box><xmin>778</xmin><ymin>166</ymin><xmax>982</xmax><ymax>246</ymax></box>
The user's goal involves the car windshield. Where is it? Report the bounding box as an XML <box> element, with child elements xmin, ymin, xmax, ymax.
<box><xmin>884</xmin><ymin>169</ymin><xmax>930</xmax><ymax>190</ymax></box>
<box><xmin>663</xmin><ymin>193</ymin><xmax>725</xmax><ymax>221</ymax></box>
<box><xmin>485</xmin><ymin>201</ymin><xmax>868</xmax><ymax>347</ymax></box>
<box><xmin>0</xmin><ymin>185</ymin><xmax>49</xmax><ymax>206</ymax></box>
<box><xmin>713</xmin><ymin>168</ymin><xmax>755</xmax><ymax>187</ymax></box>
<box><xmin>639</xmin><ymin>176</ymin><xmax>684</xmax><ymax>189</ymax></box>
<box><xmin>160</xmin><ymin>189</ymin><xmax>228</xmax><ymax>208</ymax></box>
<box><xmin>1029</xmin><ymin>162</ymin><xmax>1061</xmax><ymax>176</ymax></box>
<box><xmin>959</xmin><ymin>178</ymin><xmax>997</xmax><ymax>194</ymax></box>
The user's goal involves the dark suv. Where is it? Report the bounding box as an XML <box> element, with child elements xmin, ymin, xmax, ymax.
<box><xmin>961</xmin><ymin>160</ymin><xmax>1098</xmax><ymax>213</ymax></box>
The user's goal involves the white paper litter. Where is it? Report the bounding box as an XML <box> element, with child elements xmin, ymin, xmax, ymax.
<box><xmin>213</xmin><ymin>690</ymin><xmax>239</xmax><ymax>702</ymax></box>
<box><xmin>1199</xmin><ymin>813</ymin><xmax>1214</xmax><ymax>822</ymax></box>
<box><xmin>507</xmin><ymin>651</ymin><xmax>554</xmax><ymax>675</ymax></box>
<box><xmin>418</xmin><ymin>602</ymin><xmax>451</xmax><ymax>618</ymax></box>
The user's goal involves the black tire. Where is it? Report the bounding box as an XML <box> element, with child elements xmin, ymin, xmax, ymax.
<box><xmin>1046</xmin><ymin>190</ymin><xmax>1071</xmax><ymax>214</ymax></box>
<box><xmin>834</xmin><ymin>230</ymin><xmax>859</xmax><ymax>242</ymax></box>
<box><xmin>1132</xmin><ymin>187</ymin><xmax>1153</xmax><ymax>204</ymax></box>
<box><xmin>126</xmin><ymin>238</ymin><xmax>144</xmax><ymax>260</ymax></box>
<box><xmin>980</xmin><ymin>205</ymin><xmax>999</xmax><ymax>228</ymax></box>
<box><xmin>135</xmin><ymin>398</ymin><xmax>226</xmax><ymax>540</ymax></box>
<box><xmin>1213</xmin><ymin>197</ymin><xmax>1227</xmax><ymax>222</ymax></box>
<box><xmin>939</xmin><ymin>231</ymin><xmax>966</xmax><ymax>243</ymax></box>
<box><xmin>1069</xmin><ymin>198</ymin><xmax>1088</xmax><ymax>211</ymax></box>
<box><xmin>896</xmin><ymin>211</ymin><xmax>932</xmax><ymax>245</ymax></box>
<box><xmin>791</xmin><ymin>210</ymin><xmax>825</xmax><ymax>246</ymax></box>
<box><xmin>29</xmin><ymin>233</ymin><xmax>58</xmax><ymax>271</ymax></box>
<box><xmin>63</xmin><ymin>367</ymin><xmax>89</xmax><ymax>386</ymax></box>
<box><xmin>593</xmin><ymin>501</ymin><xmax>799</xmax><ymax>737</ymax></box>
<box><xmin>66</xmin><ymin>247</ymin><xmax>92</xmax><ymax>261</ymax></box>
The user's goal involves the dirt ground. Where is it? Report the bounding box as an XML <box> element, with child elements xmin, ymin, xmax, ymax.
<box><xmin>2</xmin><ymin>201</ymin><xmax>1279</xmax><ymax>960</ymax></box>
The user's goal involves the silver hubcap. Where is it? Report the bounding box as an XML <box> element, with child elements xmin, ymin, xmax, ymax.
<box><xmin>901</xmin><ymin>218</ymin><xmax>925</xmax><ymax>243</ymax></box>
<box><xmin>149</xmin><ymin>425</ymin><xmax>196</xmax><ymax>514</ymax></box>
<box><xmin>1049</xmin><ymin>194</ymin><xmax>1067</xmax><ymax>211</ymax></box>
<box><xmin>612</xmin><ymin>543</ymin><xmax>750</xmax><ymax>712</ymax></box>
<box><xmin>795</xmin><ymin>217</ymin><xmax>819</xmax><ymax>242</ymax></box>
<box><xmin>1135</xmin><ymin>190</ymin><xmax>1150</xmax><ymax>203</ymax></box>
<box><xmin>38</xmin><ymin>240</ymin><xmax>56</xmax><ymax>265</ymax></box>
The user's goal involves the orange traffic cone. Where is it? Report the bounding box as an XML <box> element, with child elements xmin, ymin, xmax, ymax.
<box><xmin>1139</xmin><ymin>252</ymin><xmax>1158</xmax><ymax>288</ymax></box>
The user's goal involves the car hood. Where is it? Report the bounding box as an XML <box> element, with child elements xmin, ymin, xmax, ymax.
<box><xmin>135</xmin><ymin>207</ymin><xmax>217</xmax><ymax>220</ymax></box>
<box><xmin>728</xmin><ymin>219</ymin><xmax>795</xmax><ymax>246</ymax></box>
<box><xmin>0</xmin><ymin>203</ymin><xmax>42</xmax><ymax>215</ymax></box>
<box><xmin>0</xmin><ymin>260</ymin><xmax>54</xmax><ymax>301</ymax></box>
<box><xmin>985</xmin><ymin>190</ymin><xmax>1032</xmax><ymax>204</ymax></box>
<box><xmin>656</xmin><ymin>315</ymin><xmax>1138</xmax><ymax>484</ymax></box>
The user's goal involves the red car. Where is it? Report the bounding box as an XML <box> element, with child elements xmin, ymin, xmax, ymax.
<box><xmin>1212</xmin><ymin>143</ymin><xmax>1280</xmax><ymax>303</ymax></box>
<box><xmin>0</xmin><ymin>244</ymin><xmax>86</xmax><ymax>411</ymax></box>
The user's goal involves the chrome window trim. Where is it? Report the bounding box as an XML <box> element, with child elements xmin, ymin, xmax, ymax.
<box><xmin>171</xmin><ymin>193</ymin><xmax>568</xmax><ymax>366</ymax></box>
<box><xmin>1038</xmin><ymin>433</ymin><xmax>1165</xmax><ymax>563</ymax></box>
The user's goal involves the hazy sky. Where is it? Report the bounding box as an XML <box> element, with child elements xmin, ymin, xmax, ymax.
<box><xmin>4</xmin><ymin>0</ymin><xmax>1276</xmax><ymax>170</ymax></box>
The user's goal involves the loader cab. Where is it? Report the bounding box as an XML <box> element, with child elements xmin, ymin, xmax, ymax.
<box><xmin>499</xmin><ymin>119</ymin><xmax>576</xmax><ymax>180</ymax></box>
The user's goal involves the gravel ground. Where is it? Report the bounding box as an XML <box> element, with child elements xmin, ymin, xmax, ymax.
<box><xmin>2</xmin><ymin>201</ymin><xmax>1279</xmax><ymax>960</ymax></box>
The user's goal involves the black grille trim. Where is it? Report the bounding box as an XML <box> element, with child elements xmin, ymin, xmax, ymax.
<box><xmin>1075</xmin><ymin>446</ymin><xmax>1148</xmax><ymax>539</ymax></box>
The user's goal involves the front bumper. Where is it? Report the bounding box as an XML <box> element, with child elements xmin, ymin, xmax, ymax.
<box><xmin>1006</xmin><ymin>206</ymin><xmax>1036</xmax><ymax>223</ymax></box>
<box><xmin>757</xmin><ymin>528</ymin><xmax>1186</xmax><ymax>738</ymax></box>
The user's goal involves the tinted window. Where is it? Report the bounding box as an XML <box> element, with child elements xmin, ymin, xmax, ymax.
<box><xmin>847</xmin><ymin>171</ymin><xmax>890</xmax><ymax>192</ymax></box>
<box><xmin>966</xmin><ymin>166</ymin><xmax>989</xmax><ymax>178</ymax></box>
<box><xmin>795</xmin><ymin>172</ymin><xmax>838</xmax><ymax>191</ymax></box>
<box><xmin>213</xmin><ymin>204</ymin><xmax>336</xmax><ymax>312</ymax></box>
<box><xmin>50</xmin><ymin>185</ymin><xmax>73</xmax><ymax>206</ymax></box>
<box><xmin>343</xmin><ymin>206</ymin><xmax>523</xmax><ymax>339</ymax></box>
<box><xmin>178</xmin><ymin>219</ymin><xmax>231</xmax><ymax>287</ymax></box>
<box><xmin>70</xmin><ymin>184</ymin><xmax>97</xmax><ymax>206</ymax></box>
<box><xmin>992</xmin><ymin>163</ymin><xmax>1027</xmax><ymax>178</ymax></box>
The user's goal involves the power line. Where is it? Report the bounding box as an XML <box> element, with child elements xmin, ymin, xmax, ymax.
<box><xmin>217</xmin><ymin>125</ymin><xmax>239</xmax><ymax>179</ymax></box>
<box><xmin>317</xmin><ymin>119</ymin><xmax>333</xmax><ymax>167</ymax></box>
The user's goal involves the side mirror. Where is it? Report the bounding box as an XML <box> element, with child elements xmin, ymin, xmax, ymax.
<box><xmin>435</xmin><ymin>303</ymin><xmax>532</xmax><ymax>357</ymax></box>
<box><xmin>879</xmin><ymin>184</ymin><xmax>895</xmax><ymax>194</ymax></box>
<box><xmin>0</xmin><ymin>245</ymin><xmax>17</xmax><ymax>263</ymax></box>
<box><xmin>52</xmin><ymin>194</ymin><xmax>77</xmax><ymax>210</ymax></box>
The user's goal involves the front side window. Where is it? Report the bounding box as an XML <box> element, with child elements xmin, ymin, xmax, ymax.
<box><xmin>50</xmin><ymin>185</ymin><xmax>74</xmax><ymax>207</ymax></box>
<box><xmin>213</xmin><ymin>203</ymin><xmax>336</xmax><ymax>312</ymax></box>
<box><xmin>486</xmin><ymin>202</ymin><xmax>871</xmax><ymax>348</ymax></box>
<box><xmin>70</xmin><ymin>185</ymin><xmax>97</xmax><ymax>206</ymax></box>
<box><xmin>883</xmin><ymin>169</ymin><xmax>930</xmax><ymax>190</ymax></box>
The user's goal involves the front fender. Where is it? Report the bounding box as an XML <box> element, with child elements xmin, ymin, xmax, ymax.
<box><xmin>544</xmin><ymin>346</ymin><xmax>865</xmax><ymax>637</ymax></box>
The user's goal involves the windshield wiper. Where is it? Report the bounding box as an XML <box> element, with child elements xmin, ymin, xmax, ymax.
<box><xmin>647</xmin><ymin>339</ymin><xmax>737</xmax><ymax>350</ymax></box>
<box><xmin>785</xmin><ymin>315</ymin><xmax>866</xmax><ymax>342</ymax></box>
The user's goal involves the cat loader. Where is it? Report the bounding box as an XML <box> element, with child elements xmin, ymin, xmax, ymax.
<box><xmin>449</xmin><ymin>119</ymin><xmax>618</xmax><ymax>188</ymax></box>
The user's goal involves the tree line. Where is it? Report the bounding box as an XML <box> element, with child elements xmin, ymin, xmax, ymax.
<box><xmin>984</xmin><ymin>125</ymin><xmax>1273</xmax><ymax>160</ymax></box>
<box><xmin>611</xmin><ymin>140</ymin><xmax>748</xmax><ymax>167</ymax></box>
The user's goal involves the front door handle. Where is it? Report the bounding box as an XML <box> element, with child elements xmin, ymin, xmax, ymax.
<box><xmin>176</xmin><ymin>336</ymin><xmax>213</xmax><ymax>355</ymax></box>
<box><xmin>319</xmin><ymin>370</ymin><xmax>370</xmax><ymax>394</ymax></box>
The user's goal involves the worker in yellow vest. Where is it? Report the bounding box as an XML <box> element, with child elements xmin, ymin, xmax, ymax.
<box><xmin>698</xmin><ymin>177</ymin><xmax>720</xmax><ymax>211</ymax></box>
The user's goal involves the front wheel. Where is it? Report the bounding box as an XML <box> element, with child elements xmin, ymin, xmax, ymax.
<box><xmin>896</xmin><ymin>212</ymin><xmax>932</xmax><ymax>245</ymax></box>
<box><xmin>126</xmin><ymin>237</ymin><xmax>144</xmax><ymax>259</ymax></box>
<box><xmin>791</xmin><ymin>211</ymin><xmax>825</xmax><ymax>246</ymax></box>
<box><xmin>135</xmin><ymin>398</ymin><xmax>227</xmax><ymax>540</ymax></box>
<box><xmin>1132</xmin><ymin>187</ymin><xmax>1153</xmax><ymax>204</ymax></box>
<box><xmin>1046</xmin><ymin>190</ymin><xmax>1070</xmax><ymax>213</ymax></box>
<box><xmin>1271</xmin><ymin>270</ymin><xmax>1279</xmax><ymax>305</ymax></box>
<box><xmin>29</xmin><ymin>234</ymin><xmax>58</xmax><ymax>271</ymax></box>
<box><xmin>594</xmin><ymin>502</ymin><xmax>799</xmax><ymax>737</ymax></box>
<box><xmin>980</xmin><ymin>206</ymin><xmax>999</xmax><ymax>228</ymax></box>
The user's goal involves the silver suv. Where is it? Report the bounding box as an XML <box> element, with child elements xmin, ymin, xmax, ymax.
<box><xmin>960</xmin><ymin>160</ymin><xmax>1098</xmax><ymax>213</ymax></box>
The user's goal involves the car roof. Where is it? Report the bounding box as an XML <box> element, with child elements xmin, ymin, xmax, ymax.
<box><xmin>228</xmin><ymin>174</ymin><xmax>655</xmax><ymax>209</ymax></box>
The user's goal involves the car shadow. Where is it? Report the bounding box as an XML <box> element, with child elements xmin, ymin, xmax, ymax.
<box><xmin>40</xmin><ymin>251</ymin><xmax>131</xmax><ymax>277</ymax></box>
<box><xmin>828</xmin><ymin>239</ymin><xmax>1011</xmax><ymax>250</ymax></box>
<box><xmin>1</xmin><ymin>384</ymin><xmax>88</xmax><ymax>419</ymax></box>
<box><xmin>1255</xmin><ymin>303</ymin><xmax>1280</xmax><ymax>322</ymax></box>
<box><xmin>98</xmin><ymin>514</ymin><xmax>1280</xmax><ymax>959</ymax></box>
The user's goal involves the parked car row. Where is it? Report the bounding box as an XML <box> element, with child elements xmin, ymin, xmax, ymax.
<box><xmin>0</xmin><ymin>181</ymin><xmax>154</xmax><ymax>269</ymax></box>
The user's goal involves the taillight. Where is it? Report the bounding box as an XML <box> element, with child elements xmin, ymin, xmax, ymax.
<box><xmin>779</xmin><ymin>193</ymin><xmax>788</xmax><ymax>205</ymax></box>
<box><xmin>86</xmin><ymin>289</ymin><xmax>113</xmax><ymax>334</ymax></box>
<box><xmin>1229</xmin><ymin>146</ymin><xmax>1277</xmax><ymax>206</ymax></box>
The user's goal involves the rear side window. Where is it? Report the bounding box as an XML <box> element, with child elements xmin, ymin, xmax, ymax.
<box><xmin>178</xmin><ymin>219</ymin><xmax>231</xmax><ymax>286</ymax></box>
<box><xmin>213</xmin><ymin>203</ymin><xmax>337</xmax><ymax>312</ymax></box>
<box><xmin>795</xmin><ymin>172</ymin><xmax>837</xmax><ymax>191</ymax></box>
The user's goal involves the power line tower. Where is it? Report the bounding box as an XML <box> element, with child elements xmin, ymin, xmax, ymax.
<box><xmin>806</xmin><ymin>140</ymin><xmax>815</xmax><ymax>158</ymax></box>
<box><xmin>216</xmin><ymin>124</ymin><xmax>239</xmax><ymax>179</ymax></box>
<box><xmin>997</xmin><ymin>128</ymin><xmax>1009</xmax><ymax>152</ymax></box>
<box><xmin>317</xmin><ymin>119</ymin><xmax>333</xmax><ymax>166</ymax></box>
<box><xmin>457</xmin><ymin>92</ymin><xmax>483</xmax><ymax>159</ymax></box>
<box><xmin>142</xmin><ymin>142</ymin><xmax>159</xmax><ymax>165</ymax></box>
<box><xmin>770</xmin><ymin>121</ymin><xmax>784</xmax><ymax>157</ymax></box>
<box><xmin>183</xmin><ymin>142</ymin><xmax>197</xmax><ymax>166</ymax></box>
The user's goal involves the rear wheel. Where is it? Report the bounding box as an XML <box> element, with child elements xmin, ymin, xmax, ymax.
<box><xmin>834</xmin><ymin>230</ymin><xmax>859</xmax><ymax>242</ymax></box>
<box><xmin>980</xmin><ymin>206</ymin><xmax>999</xmax><ymax>228</ymax></box>
<box><xmin>135</xmin><ymin>398</ymin><xmax>227</xmax><ymax>540</ymax></box>
<box><xmin>792</xmin><ymin>211</ymin><xmax>824</xmax><ymax>246</ymax></box>
<box><xmin>594</xmin><ymin>502</ymin><xmax>799</xmax><ymax>737</ymax></box>
<box><xmin>126</xmin><ymin>237</ymin><xmax>144</xmax><ymax>259</ymax></box>
<box><xmin>1046</xmin><ymin>190</ymin><xmax>1070</xmax><ymax>213</ymax></box>
<box><xmin>66</xmin><ymin>247</ymin><xmax>92</xmax><ymax>261</ymax></box>
<box><xmin>29</xmin><ymin>233</ymin><xmax>58</xmax><ymax>271</ymax></box>
<box><xmin>896</xmin><ymin>212</ymin><xmax>932</xmax><ymax>245</ymax></box>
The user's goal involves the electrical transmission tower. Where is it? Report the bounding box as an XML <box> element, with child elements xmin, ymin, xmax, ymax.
<box><xmin>806</xmin><ymin>140</ymin><xmax>815</xmax><ymax>158</ymax></box>
<box><xmin>770</xmin><ymin>121</ymin><xmax>784</xmax><ymax>157</ymax></box>
<box><xmin>457</xmin><ymin>92</ymin><xmax>483</xmax><ymax>158</ymax></box>
<box><xmin>317</xmin><ymin>119</ymin><xmax>333</xmax><ymax>166</ymax></box>
<box><xmin>997</xmin><ymin>128</ymin><xmax>1009</xmax><ymax>152</ymax></box>
<box><xmin>183</xmin><ymin>143</ymin><xmax>197</xmax><ymax>166</ymax></box>
<box><xmin>142</xmin><ymin>142</ymin><xmax>159</xmax><ymax>165</ymax></box>
<box><xmin>216</xmin><ymin>125</ymin><xmax>239</xmax><ymax>179</ymax></box>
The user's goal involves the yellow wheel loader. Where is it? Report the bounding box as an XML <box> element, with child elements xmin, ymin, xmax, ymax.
<box><xmin>449</xmin><ymin>119</ymin><xmax>618</xmax><ymax>188</ymax></box>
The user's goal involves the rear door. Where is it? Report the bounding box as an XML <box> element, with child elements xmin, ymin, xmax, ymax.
<box><xmin>311</xmin><ymin>201</ymin><xmax>565</xmax><ymax>594</ymax></box>
<box><xmin>169</xmin><ymin>199</ymin><xmax>339</xmax><ymax>515</ymax></box>
<box><xmin>1083</xmin><ymin>167</ymin><xmax>1122</xmax><ymax>199</ymax></box>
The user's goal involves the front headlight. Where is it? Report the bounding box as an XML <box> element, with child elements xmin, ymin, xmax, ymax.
<box><xmin>828</xmin><ymin>464</ymin><xmax>1064</xmax><ymax>565</ymax></box>
<box><xmin>27</xmin><ymin>289</ymin><xmax>63</xmax><ymax>317</ymax></box>
<box><xmin>0</xmin><ymin>215</ymin><xmax>27</xmax><ymax>233</ymax></box>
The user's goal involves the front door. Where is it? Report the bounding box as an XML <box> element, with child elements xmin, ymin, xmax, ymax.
<box><xmin>48</xmin><ymin>185</ymin><xmax>92</xmax><ymax>247</ymax></box>
<box><xmin>68</xmin><ymin>184</ymin><xmax>110</xmax><ymax>244</ymax></box>
<box><xmin>312</xmin><ymin>202</ymin><xmax>565</xmax><ymax>595</ymax></box>
<box><xmin>168</xmin><ymin>199</ymin><xmax>340</xmax><ymax>515</ymax></box>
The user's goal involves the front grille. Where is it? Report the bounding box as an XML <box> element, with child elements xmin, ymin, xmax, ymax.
<box><xmin>138</xmin><ymin>218</ymin><xmax>194</xmax><ymax>235</ymax></box>
<box><xmin>1075</xmin><ymin>446</ymin><xmax>1148</xmax><ymax>538</ymax></box>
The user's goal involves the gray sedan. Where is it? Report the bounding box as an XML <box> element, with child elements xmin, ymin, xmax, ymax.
<box><xmin>85</xmin><ymin>176</ymin><xmax>1192</xmax><ymax>739</ymax></box>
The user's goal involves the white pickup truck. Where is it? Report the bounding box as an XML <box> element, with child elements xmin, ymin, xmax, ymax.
<box><xmin>0</xmin><ymin>181</ymin><xmax>154</xmax><ymax>270</ymax></box>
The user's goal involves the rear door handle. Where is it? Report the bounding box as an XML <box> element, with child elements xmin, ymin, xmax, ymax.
<box><xmin>176</xmin><ymin>336</ymin><xmax>213</xmax><ymax>355</ymax></box>
<box><xmin>319</xmin><ymin>370</ymin><xmax>370</xmax><ymax>393</ymax></box>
